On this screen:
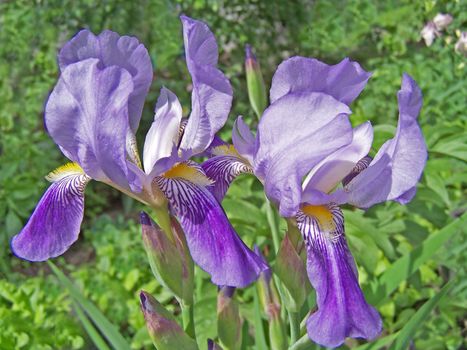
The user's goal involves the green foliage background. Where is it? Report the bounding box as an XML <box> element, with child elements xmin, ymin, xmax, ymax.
<box><xmin>0</xmin><ymin>0</ymin><xmax>466</xmax><ymax>349</ymax></box>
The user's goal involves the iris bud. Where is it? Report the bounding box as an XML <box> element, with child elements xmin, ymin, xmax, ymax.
<box><xmin>245</xmin><ymin>44</ymin><xmax>268</xmax><ymax>118</ymax></box>
<box><xmin>217</xmin><ymin>286</ymin><xmax>243</xmax><ymax>350</ymax></box>
<box><xmin>254</xmin><ymin>246</ymin><xmax>287</xmax><ymax>350</ymax></box>
<box><xmin>274</xmin><ymin>225</ymin><xmax>311</xmax><ymax>312</ymax></box>
<box><xmin>140</xmin><ymin>212</ymin><xmax>194</xmax><ymax>306</ymax></box>
<box><xmin>139</xmin><ymin>291</ymin><xmax>198</xmax><ymax>350</ymax></box>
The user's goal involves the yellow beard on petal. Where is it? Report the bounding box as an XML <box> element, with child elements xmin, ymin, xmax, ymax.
<box><xmin>45</xmin><ymin>162</ymin><xmax>85</xmax><ymax>182</ymax></box>
<box><xmin>301</xmin><ymin>204</ymin><xmax>336</xmax><ymax>232</ymax></box>
<box><xmin>163</xmin><ymin>163</ymin><xmax>213</xmax><ymax>187</ymax></box>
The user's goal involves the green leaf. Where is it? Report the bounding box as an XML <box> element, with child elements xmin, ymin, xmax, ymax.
<box><xmin>364</xmin><ymin>213</ymin><xmax>466</xmax><ymax>305</ymax></box>
<box><xmin>72</xmin><ymin>301</ymin><xmax>111</xmax><ymax>350</ymax></box>
<box><xmin>353</xmin><ymin>333</ymin><xmax>398</xmax><ymax>350</ymax></box>
<box><xmin>48</xmin><ymin>262</ymin><xmax>131</xmax><ymax>350</ymax></box>
<box><xmin>388</xmin><ymin>280</ymin><xmax>455</xmax><ymax>350</ymax></box>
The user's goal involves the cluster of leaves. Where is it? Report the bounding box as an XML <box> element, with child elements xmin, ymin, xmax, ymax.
<box><xmin>0</xmin><ymin>0</ymin><xmax>465</xmax><ymax>349</ymax></box>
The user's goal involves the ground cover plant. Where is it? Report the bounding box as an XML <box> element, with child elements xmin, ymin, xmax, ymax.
<box><xmin>0</xmin><ymin>1</ymin><xmax>466</xmax><ymax>349</ymax></box>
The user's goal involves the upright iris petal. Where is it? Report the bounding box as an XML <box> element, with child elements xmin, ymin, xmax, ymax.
<box><xmin>297</xmin><ymin>204</ymin><xmax>381</xmax><ymax>348</ymax></box>
<box><xmin>58</xmin><ymin>29</ymin><xmax>153</xmax><ymax>132</ymax></box>
<box><xmin>11</xmin><ymin>164</ymin><xmax>90</xmax><ymax>261</ymax></box>
<box><xmin>178</xmin><ymin>16</ymin><xmax>233</xmax><ymax>155</ymax></box>
<box><xmin>254</xmin><ymin>92</ymin><xmax>353</xmax><ymax>217</ymax></box>
<box><xmin>270</xmin><ymin>57</ymin><xmax>371</xmax><ymax>105</ymax></box>
<box><xmin>302</xmin><ymin>121</ymin><xmax>374</xmax><ymax>195</ymax></box>
<box><xmin>45</xmin><ymin>58</ymin><xmax>139</xmax><ymax>192</ymax></box>
<box><xmin>334</xmin><ymin>74</ymin><xmax>427</xmax><ymax>208</ymax></box>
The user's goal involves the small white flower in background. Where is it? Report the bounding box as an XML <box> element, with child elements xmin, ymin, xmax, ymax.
<box><xmin>455</xmin><ymin>31</ymin><xmax>467</xmax><ymax>56</ymax></box>
<box><xmin>433</xmin><ymin>13</ymin><xmax>453</xmax><ymax>31</ymax></box>
<box><xmin>421</xmin><ymin>21</ymin><xmax>439</xmax><ymax>46</ymax></box>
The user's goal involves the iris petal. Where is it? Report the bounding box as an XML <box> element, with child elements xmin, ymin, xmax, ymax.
<box><xmin>58</xmin><ymin>29</ymin><xmax>153</xmax><ymax>132</ymax></box>
<box><xmin>302</xmin><ymin>121</ymin><xmax>373</xmax><ymax>194</ymax></box>
<box><xmin>297</xmin><ymin>204</ymin><xmax>381</xmax><ymax>348</ymax></box>
<box><xmin>143</xmin><ymin>88</ymin><xmax>183</xmax><ymax>174</ymax></box>
<box><xmin>156</xmin><ymin>170</ymin><xmax>267</xmax><ymax>287</ymax></box>
<box><xmin>254</xmin><ymin>92</ymin><xmax>353</xmax><ymax>217</ymax></box>
<box><xmin>270</xmin><ymin>57</ymin><xmax>371</xmax><ymax>105</ymax></box>
<box><xmin>337</xmin><ymin>74</ymin><xmax>427</xmax><ymax>208</ymax></box>
<box><xmin>232</xmin><ymin>116</ymin><xmax>256</xmax><ymax>165</ymax></box>
<box><xmin>178</xmin><ymin>16</ymin><xmax>233</xmax><ymax>155</ymax></box>
<box><xmin>11</xmin><ymin>164</ymin><xmax>90</xmax><ymax>261</ymax></box>
<box><xmin>202</xmin><ymin>153</ymin><xmax>253</xmax><ymax>202</ymax></box>
<box><xmin>45</xmin><ymin>58</ymin><xmax>139</xmax><ymax>191</ymax></box>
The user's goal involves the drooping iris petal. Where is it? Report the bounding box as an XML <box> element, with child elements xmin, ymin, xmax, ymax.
<box><xmin>202</xmin><ymin>152</ymin><xmax>253</xmax><ymax>202</ymax></box>
<box><xmin>254</xmin><ymin>92</ymin><xmax>353</xmax><ymax>217</ymax></box>
<box><xmin>143</xmin><ymin>88</ymin><xmax>183</xmax><ymax>174</ymax></box>
<box><xmin>270</xmin><ymin>57</ymin><xmax>371</xmax><ymax>105</ymax></box>
<box><xmin>297</xmin><ymin>204</ymin><xmax>381</xmax><ymax>348</ymax></box>
<box><xmin>337</xmin><ymin>74</ymin><xmax>427</xmax><ymax>208</ymax></box>
<box><xmin>232</xmin><ymin>116</ymin><xmax>256</xmax><ymax>165</ymax></box>
<box><xmin>45</xmin><ymin>58</ymin><xmax>139</xmax><ymax>191</ymax></box>
<box><xmin>58</xmin><ymin>29</ymin><xmax>153</xmax><ymax>132</ymax></box>
<box><xmin>155</xmin><ymin>164</ymin><xmax>267</xmax><ymax>287</ymax></box>
<box><xmin>302</xmin><ymin>122</ymin><xmax>373</xmax><ymax>194</ymax></box>
<box><xmin>178</xmin><ymin>16</ymin><xmax>233</xmax><ymax>155</ymax></box>
<box><xmin>11</xmin><ymin>164</ymin><xmax>91</xmax><ymax>261</ymax></box>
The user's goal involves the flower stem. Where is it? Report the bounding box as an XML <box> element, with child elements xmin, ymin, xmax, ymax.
<box><xmin>288</xmin><ymin>334</ymin><xmax>311</xmax><ymax>350</ymax></box>
<box><xmin>288</xmin><ymin>311</ymin><xmax>300</xmax><ymax>344</ymax></box>
<box><xmin>151</xmin><ymin>205</ymin><xmax>174</xmax><ymax>242</ymax></box>
<box><xmin>265</xmin><ymin>197</ymin><xmax>280</xmax><ymax>254</ymax></box>
<box><xmin>180</xmin><ymin>301</ymin><xmax>196</xmax><ymax>340</ymax></box>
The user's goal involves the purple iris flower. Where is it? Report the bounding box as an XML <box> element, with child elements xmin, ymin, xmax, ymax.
<box><xmin>203</xmin><ymin>57</ymin><xmax>427</xmax><ymax>347</ymax></box>
<box><xmin>11</xmin><ymin>16</ymin><xmax>267</xmax><ymax>288</ymax></box>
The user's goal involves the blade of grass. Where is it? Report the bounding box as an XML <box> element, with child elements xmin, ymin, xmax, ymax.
<box><xmin>364</xmin><ymin>213</ymin><xmax>466</xmax><ymax>305</ymax></box>
<box><xmin>388</xmin><ymin>280</ymin><xmax>455</xmax><ymax>350</ymax></box>
<box><xmin>72</xmin><ymin>300</ymin><xmax>111</xmax><ymax>350</ymax></box>
<box><xmin>48</xmin><ymin>261</ymin><xmax>131</xmax><ymax>350</ymax></box>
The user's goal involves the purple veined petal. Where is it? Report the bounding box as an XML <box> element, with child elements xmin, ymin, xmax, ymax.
<box><xmin>302</xmin><ymin>122</ymin><xmax>373</xmax><ymax>194</ymax></box>
<box><xmin>296</xmin><ymin>204</ymin><xmax>382</xmax><ymax>348</ymax></box>
<box><xmin>270</xmin><ymin>57</ymin><xmax>372</xmax><ymax>105</ymax></box>
<box><xmin>143</xmin><ymin>87</ymin><xmax>183</xmax><ymax>174</ymax></box>
<box><xmin>202</xmin><ymin>150</ymin><xmax>253</xmax><ymax>202</ymax></box>
<box><xmin>155</xmin><ymin>164</ymin><xmax>267</xmax><ymax>287</ymax></box>
<box><xmin>232</xmin><ymin>116</ymin><xmax>256</xmax><ymax>165</ymax></box>
<box><xmin>198</xmin><ymin>134</ymin><xmax>228</xmax><ymax>158</ymax></box>
<box><xmin>45</xmin><ymin>58</ymin><xmax>139</xmax><ymax>191</ymax></box>
<box><xmin>341</xmin><ymin>74</ymin><xmax>427</xmax><ymax>209</ymax></box>
<box><xmin>254</xmin><ymin>92</ymin><xmax>353</xmax><ymax>217</ymax></box>
<box><xmin>178</xmin><ymin>16</ymin><xmax>233</xmax><ymax>155</ymax></box>
<box><xmin>11</xmin><ymin>163</ymin><xmax>91</xmax><ymax>261</ymax></box>
<box><xmin>58</xmin><ymin>29</ymin><xmax>153</xmax><ymax>132</ymax></box>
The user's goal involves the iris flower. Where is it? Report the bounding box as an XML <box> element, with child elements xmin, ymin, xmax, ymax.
<box><xmin>11</xmin><ymin>16</ymin><xmax>267</xmax><ymax>288</ymax></box>
<box><xmin>203</xmin><ymin>57</ymin><xmax>427</xmax><ymax>347</ymax></box>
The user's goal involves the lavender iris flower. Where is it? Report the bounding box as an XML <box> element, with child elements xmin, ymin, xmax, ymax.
<box><xmin>203</xmin><ymin>57</ymin><xmax>427</xmax><ymax>347</ymax></box>
<box><xmin>11</xmin><ymin>16</ymin><xmax>267</xmax><ymax>288</ymax></box>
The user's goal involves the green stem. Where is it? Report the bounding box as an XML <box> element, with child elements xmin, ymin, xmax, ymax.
<box><xmin>265</xmin><ymin>197</ymin><xmax>280</xmax><ymax>254</ymax></box>
<box><xmin>288</xmin><ymin>311</ymin><xmax>300</xmax><ymax>344</ymax></box>
<box><xmin>151</xmin><ymin>205</ymin><xmax>174</xmax><ymax>241</ymax></box>
<box><xmin>288</xmin><ymin>334</ymin><xmax>311</xmax><ymax>350</ymax></box>
<box><xmin>180</xmin><ymin>302</ymin><xmax>196</xmax><ymax>340</ymax></box>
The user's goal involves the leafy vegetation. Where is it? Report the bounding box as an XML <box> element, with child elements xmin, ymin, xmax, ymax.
<box><xmin>1</xmin><ymin>0</ymin><xmax>465</xmax><ymax>349</ymax></box>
